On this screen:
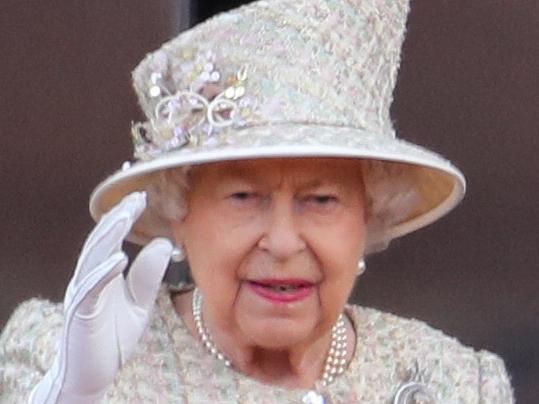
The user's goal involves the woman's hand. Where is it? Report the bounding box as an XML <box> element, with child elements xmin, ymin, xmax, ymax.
<box><xmin>30</xmin><ymin>192</ymin><xmax>173</xmax><ymax>404</ymax></box>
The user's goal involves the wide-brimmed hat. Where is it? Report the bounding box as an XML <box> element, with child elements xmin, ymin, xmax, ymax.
<box><xmin>89</xmin><ymin>0</ymin><xmax>465</xmax><ymax>253</ymax></box>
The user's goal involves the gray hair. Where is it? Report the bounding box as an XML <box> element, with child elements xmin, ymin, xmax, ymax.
<box><xmin>147</xmin><ymin>161</ymin><xmax>420</xmax><ymax>254</ymax></box>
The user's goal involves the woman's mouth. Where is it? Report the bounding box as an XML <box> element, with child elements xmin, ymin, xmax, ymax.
<box><xmin>247</xmin><ymin>279</ymin><xmax>314</xmax><ymax>303</ymax></box>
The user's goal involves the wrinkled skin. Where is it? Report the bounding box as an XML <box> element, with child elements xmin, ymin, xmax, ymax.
<box><xmin>172</xmin><ymin>158</ymin><xmax>367</xmax><ymax>387</ymax></box>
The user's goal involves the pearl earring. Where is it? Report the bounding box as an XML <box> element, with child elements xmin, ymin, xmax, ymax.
<box><xmin>171</xmin><ymin>245</ymin><xmax>185</xmax><ymax>262</ymax></box>
<box><xmin>357</xmin><ymin>259</ymin><xmax>366</xmax><ymax>276</ymax></box>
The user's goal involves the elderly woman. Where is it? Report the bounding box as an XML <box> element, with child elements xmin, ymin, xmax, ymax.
<box><xmin>0</xmin><ymin>0</ymin><xmax>513</xmax><ymax>403</ymax></box>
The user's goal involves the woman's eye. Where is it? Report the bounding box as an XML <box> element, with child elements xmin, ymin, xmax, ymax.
<box><xmin>228</xmin><ymin>192</ymin><xmax>261</xmax><ymax>205</ymax></box>
<box><xmin>231</xmin><ymin>192</ymin><xmax>255</xmax><ymax>200</ymax></box>
<box><xmin>311</xmin><ymin>195</ymin><xmax>337</xmax><ymax>204</ymax></box>
<box><xmin>302</xmin><ymin>195</ymin><xmax>340</xmax><ymax>214</ymax></box>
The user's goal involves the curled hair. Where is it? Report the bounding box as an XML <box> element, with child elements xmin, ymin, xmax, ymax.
<box><xmin>361</xmin><ymin>160</ymin><xmax>420</xmax><ymax>253</ymax></box>
<box><xmin>146</xmin><ymin>166</ymin><xmax>192</xmax><ymax>224</ymax></box>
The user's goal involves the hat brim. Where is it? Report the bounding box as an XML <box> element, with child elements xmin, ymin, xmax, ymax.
<box><xmin>90</xmin><ymin>124</ymin><xmax>465</xmax><ymax>251</ymax></box>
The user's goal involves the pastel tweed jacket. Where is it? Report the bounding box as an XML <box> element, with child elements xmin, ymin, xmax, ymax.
<box><xmin>0</xmin><ymin>288</ymin><xmax>513</xmax><ymax>403</ymax></box>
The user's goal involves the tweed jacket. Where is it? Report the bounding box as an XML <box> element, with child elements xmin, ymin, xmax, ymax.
<box><xmin>0</xmin><ymin>288</ymin><xmax>513</xmax><ymax>403</ymax></box>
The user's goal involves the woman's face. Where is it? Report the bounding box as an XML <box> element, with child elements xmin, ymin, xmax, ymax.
<box><xmin>172</xmin><ymin>158</ymin><xmax>367</xmax><ymax>349</ymax></box>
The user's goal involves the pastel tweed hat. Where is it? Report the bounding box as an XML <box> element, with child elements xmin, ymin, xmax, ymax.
<box><xmin>90</xmin><ymin>0</ymin><xmax>465</xmax><ymax>252</ymax></box>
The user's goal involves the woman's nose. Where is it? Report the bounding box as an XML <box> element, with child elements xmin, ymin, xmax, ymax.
<box><xmin>257</xmin><ymin>196</ymin><xmax>306</xmax><ymax>261</ymax></box>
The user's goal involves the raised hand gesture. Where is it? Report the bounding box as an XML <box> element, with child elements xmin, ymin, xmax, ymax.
<box><xmin>30</xmin><ymin>192</ymin><xmax>172</xmax><ymax>403</ymax></box>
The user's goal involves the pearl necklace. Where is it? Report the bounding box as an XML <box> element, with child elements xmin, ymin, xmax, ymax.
<box><xmin>192</xmin><ymin>288</ymin><xmax>348</xmax><ymax>387</ymax></box>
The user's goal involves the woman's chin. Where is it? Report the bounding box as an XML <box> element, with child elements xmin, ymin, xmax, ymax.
<box><xmin>238</xmin><ymin>316</ymin><xmax>319</xmax><ymax>350</ymax></box>
<box><xmin>231</xmin><ymin>285</ymin><xmax>323</xmax><ymax>348</ymax></box>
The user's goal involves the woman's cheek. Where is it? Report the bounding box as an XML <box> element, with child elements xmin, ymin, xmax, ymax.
<box><xmin>317</xmin><ymin>249</ymin><xmax>357</xmax><ymax>312</ymax></box>
<box><xmin>316</xmin><ymin>281</ymin><xmax>347</xmax><ymax>331</ymax></box>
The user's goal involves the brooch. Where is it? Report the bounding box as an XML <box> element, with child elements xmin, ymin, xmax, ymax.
<box><xmin>393</xmin><ymin>361</ymin><xmax>437</xmax><ymax>404</ymax></box>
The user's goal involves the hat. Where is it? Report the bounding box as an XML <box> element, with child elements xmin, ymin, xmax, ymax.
<box><xmin>89</xmin><ymin>0</ymin><xmax>465</xmax><ymax>253</ymax></box>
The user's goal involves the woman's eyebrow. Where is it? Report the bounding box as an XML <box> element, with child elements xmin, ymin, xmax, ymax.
<box><xmin>216</xmin><ymin>169</ymin><xmax>348</xmax><ymax>191</ymax></box>
<box><xmin>213</xmin><ymin>171</ymin><xmax>264</xmax><ymax>190</ymax></box>
<box><xmin>296</xmin><ymin>179</ymin><xmax>345</xmax><ymax>193</ymax></box>
<box><xmin>218</xmin><ymin>170</ymin><xmax>260</xmax><ymax>184</ymax></box>
<box><xmin>296</xmin><ymin>179</ymin><xmax>324</xmax><ymax>191</ymax></box>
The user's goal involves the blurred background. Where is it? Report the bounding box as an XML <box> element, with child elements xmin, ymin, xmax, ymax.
<box><xmin>1</xmin><ymin>0</ymin><xmax>537</xmax><ymax>401</ymax></box>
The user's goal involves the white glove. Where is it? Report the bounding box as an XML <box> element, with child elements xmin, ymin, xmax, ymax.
<box><xmin>29</xmin><ymin>191</ymin><xmax>173</xmax><ymax>404</ymax></box>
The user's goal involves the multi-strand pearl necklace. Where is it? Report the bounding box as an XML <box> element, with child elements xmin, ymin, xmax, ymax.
<box><xmin>191</xmin><ymin>288</ymin><xmax>348</xmax><ymax>387</ymax></box>
<box><xmin>192</xmin><ymin>288</ymin><xmax>232</xmax><ymax>367</ymax></box>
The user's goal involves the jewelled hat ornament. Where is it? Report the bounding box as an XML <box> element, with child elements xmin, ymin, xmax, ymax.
<box><xmin>90</xmin><ymin>0</ymin><xmax>465</xmax><ymax>252</ymax></box>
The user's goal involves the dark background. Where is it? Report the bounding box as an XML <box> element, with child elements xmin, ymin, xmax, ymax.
<box><xmin>1</xmin><ymin>0</ymin><xmax>537</xmax><ymax>401</ymax></box>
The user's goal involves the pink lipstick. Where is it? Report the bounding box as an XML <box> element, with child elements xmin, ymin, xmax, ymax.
<box><xmin>247</xmin><ymin>279</ymin><xmax>314</xmax><ymax>303</ymax></box>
